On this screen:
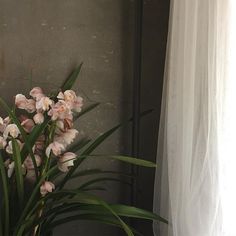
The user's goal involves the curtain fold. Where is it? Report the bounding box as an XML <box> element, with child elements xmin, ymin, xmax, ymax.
<box><xmin>153</xmin><ymin>0</ymin><xmax>231</xmax><ymax>235</ymax></box>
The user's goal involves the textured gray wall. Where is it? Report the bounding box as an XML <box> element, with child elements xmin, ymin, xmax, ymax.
<box><xmin>0</xmin><ymin>0</ymin><xmax>169</xmax><ymax>235</ymax></box>
<box><xmin>0</xmin><ymin>1</ymin><xmax>134</xmax><ymax>235</ymax></box>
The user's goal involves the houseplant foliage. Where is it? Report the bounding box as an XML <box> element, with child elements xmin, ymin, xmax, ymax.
<box><xmin>0</xmin><ymin>64</ymin><xmax>167</xmax><ymax>236</ymax></box>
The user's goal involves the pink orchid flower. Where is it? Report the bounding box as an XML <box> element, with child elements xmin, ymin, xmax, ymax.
<box><xmin>48</xmin><ymin>100</ymin><xmax>72</xmax><ymax>121</ymax></box>
<box><xmin>6</xmin><ymin>140</ymin><xmax>23</xmax><ymax>154</ymax></box>
<box><xmin>57</xmin><ymin>90</ymin><xmax>83</xmax><ymax>112</ymax></box>
<box><xmin>0</xmin><ymin>117</ymin><xmax>10</xmax><ymax>133</ymax></box>
<box><xmin>21</xmin><ymin>119</ymin><xmax>35</xmax><ymax>133</ymax></box>
<box><xmin>46</xmin><ymin>141</ymin><xmax>65</xmax><ymax>157</ymax></box>
<box><xmin>58</xmin><ymin>152</ymin><xmax>76</xmax><ymax>172</ymax></box>
<box><xmin>29</xmin><ymin>87</ymin><xmax>44</xmax><ymax>101</ymax></box>
<box><xmin>54</xmin><ymin>129</ymin><xmax>78</xmax><ymax>147</ymax></box>
<box><xmin>3</xmin><ymin>124</ymin><xmax>20</xmax><ymax>139</ymax></box>
<box><xmin>24</xmin><ymin>155</ymin><xmax>42</xmax><ymax>170</ymax></box>
<box><xmin>0</xmin><ymin>136</ymin><xmax>7</xmax><ymax>149</ymax></box>
<box><xmin>33</xmin><ymin>113</ymin><xmax>45</xmax><ymax>124</ymax></box>
<box><xmin>40</xmin><ymin>181</ymin><xmax>55</xmax><ymax>196</ymax></box>
<box><xmin>15</xmin><ymin>94</ymin><xmax>36</xmax><ymax>113</ymax></box>
<box><xmin>36</xmin><ymin>96</ymin><xmax>53</xmax><ymax>112</ymax></box>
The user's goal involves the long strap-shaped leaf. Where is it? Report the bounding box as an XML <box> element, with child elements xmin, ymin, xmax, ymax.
<box><xmin>61</xmin><ymin>63</ymin><xmax>83</xmax><ymax>91</ymax></box>
<box><xmin>45</xmin><ymin>203</ymin><xmax>168</xmax><ymax>224</ymax></box>
<box><xmin>50</xmin><ymin>191</ymin><xmax>134</xmax><ymax>236</ymax></box>
<box><xmin>0</xmin><ymin>98</ymin><xmax>38</xmax><ymax>179</ymax></box>
<box><xmin>70</xmin><ymin>169</ymin><xmax>134</xmax><ymax>179</ymax></box>
<box><xmin>89</xmin><ymin>155</ymin><xmax>157</xmax><ymax>167</ymax></box>
<box><xmin>0</xmin><ymin>152</ymin><xmax>9</xmax><ymax>236</ymax></box>
<box><xmin>31</xmin><ymin>193</ymin><xmax>167</xmax><ymax>233</ymax></box>
<box><xmin>42</xmin><ymin>214</ymin><xmax>142</xmax><ymax>236</ymax></box>
<box><xmin>77</xmin><ymin>177</ymin><xmax>132</xmax><ymax>190</ymax></box>
<box><xmin>12</xmin><ymin>138</ymin><xmax>24</xmax><ymax>208</ymax></box>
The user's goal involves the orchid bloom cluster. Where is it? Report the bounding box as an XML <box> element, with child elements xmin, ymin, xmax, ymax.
<box><xmin>0</xmin><ymin>87</ymin><xmax>83</xmax><ymax>196</ymax></box>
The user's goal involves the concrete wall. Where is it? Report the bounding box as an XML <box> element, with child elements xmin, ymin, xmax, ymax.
<box><xmin>0</xmin><ymin>0</ymin><xmax>169</xmax><ymax>235</ymax></box>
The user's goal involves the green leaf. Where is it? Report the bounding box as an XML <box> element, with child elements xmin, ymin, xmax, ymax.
<box><xmin>46</xmin><ymin>203</ymin><xmax>168</xmax><ymax>224</ymax></box>
<box><xmin>85</xmin><ymin>155</ymin><xmax>157</xmax><ymax>168</ymax></box>
<box><xmin>49</xmin><ymin>191</ymin><xmax>134</xmax><ymax>236</ymax></box>
<box><xmin>42</xmin><ymin>214</ymin><xmax>141</xmax><ymax>235</ymax></box>
<box><xmin>106</xmin><ymin>204</ymin><xmax>168</xmax><ymax>224</ymax></box>
<box><xmin>12</xmin><ymin>138</ymin><xmax>24</xmax><ymax>208</ymax></box>
<box><xmin>61</xmin><ymin>63</ymin><xmax>83</xmax><ymax>91</ymax></box>
<box><xmin>46</xmin><ymin>213</ymin><xmax>144</xmax><ymax>236</ymax></box>
<box><xmin>71</xmin><ymin>169</ymin><xmax>134</xmax><ymax>180</ymax></box>
<box><xmin>0</xmin><ymin>152</ymin><xmax>9</xmax><ymax>236</ymax></box>
<box><xmin>78</xmin><ymin>177</ymin><xmax>131</xmax><ymax>190</ymax></box>
<box><xmin>81</xmin><ymin>186</ymin><xmax>107</xmax><ymax>191</ymax></box>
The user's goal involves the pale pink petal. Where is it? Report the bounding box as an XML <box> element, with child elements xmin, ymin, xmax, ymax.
<box><xmin>57</xmin><ymin>91</ymin><xmax>65</xmax><ymax>100</ymax></box>
<box><xmin>0</xmin><ymin>136</ymin><xmax>7</xmax><ymax>149</ymax></box>
<box><xmin>40</xmin><ymin>181</ymin><xmax>55</xmax><ymax>196</ymax></box>
<box><xmin>36</xmin><ymin>97</ymin><xmax>53</xmax><ymax>111</ymax></box>
<box><xmin>54</xmin><ymin>129</ymin><xmax>78</xmax><ymax>147</ymax></box>
<box><xmin>64</xmin><ymin>90</ymin><xmax>77</xmax><ymax>102</ymax></box>
<box><xmin>24</xmin><ymin>155</ymin><xmax>42</xmax><ymax>170</ymax></box>
<box><xmin>21</xmin><ymin>119</ymin><xmax>35</xmax><ymax>133</ymax></box>
<box><xmin>62</xmin><ymin>129</ymin><xmax>78</xmax><ymax>146</ymax></box>
<box><xmin>58</xmin><ymin>152</ymin><xmax>76</xmax><ymax>172</ymax></box>
<box><xmin>6</xmin><ymin>140</ymin><xmax>23</xmax><ymax>154</ymax></box>
<box><xmin>0</xmin><ymin>117</ymin><xmax>3</xmax><ymax>125</ymax></box>
<box><xmin>26</xmin><ymin>99</ymin><xmax>36</xmax><ymax>113</ymax></box>
<box><xmin>46</xmin><ymin>141</ymin><xmax>65</xmax><ymax>157</ymax></box>
<box><xmin>33</xmin><ymin>113</ymin><xmax>45</xmax><ymax>124</ymax></box>
<box><xmin>30</xmin><ymin>87</ymin><xmax>44</xmax><ymax>101</ymax></box>
<box><xmin>15</xmin><ymin>94</ymin><xmax>28</xmax><ymax>109</ymax></box>
<box><xmin>15</xmin><ymin>94</ymin><xmax>36</xmax><ymax>113</ymax></box>
<box><xmin>0</xmin><ymin>117</ymin><xmax>10</xmax><ymax>133</ymax></box>
<box><xmin>3</xmin><ymin>124</ymin><xmax>20</xmax><ymax>139</ymax></box>
<box><xmin>73</xmin><ymin>96</ymin><xmax>83</xmax><ymax>113</ymax></box>
<box><xmin>7</xmin><ymin>162</ymin><xmax>15</xmax><ymax>178</ymax></box>
<box><xmin>48</xmin><ymin>100</ymin><xmax>72</xmax><ymax>121</ymax></box>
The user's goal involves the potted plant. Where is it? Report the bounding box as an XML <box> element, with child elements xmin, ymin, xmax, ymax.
<box><xmin>0</xmin><ymin>64</ymin><xmax>167</xmax><ymax>235</ymax></box>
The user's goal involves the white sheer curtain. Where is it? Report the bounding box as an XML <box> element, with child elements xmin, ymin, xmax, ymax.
<box><xmin>153</xmin><ymin>0</ymin><xmax>236</xmax><ymax>235</ymax></box>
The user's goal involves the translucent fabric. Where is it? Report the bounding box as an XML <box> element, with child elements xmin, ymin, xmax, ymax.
<box><xmin>153</xmin><ymin>0</ymin><xmax>233</xmax><ymax>235</ymax></box>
